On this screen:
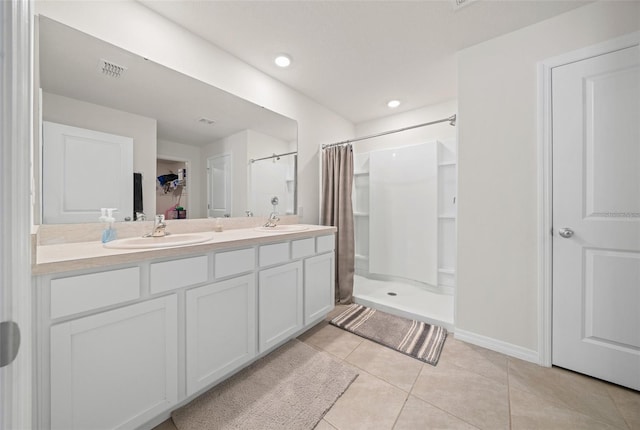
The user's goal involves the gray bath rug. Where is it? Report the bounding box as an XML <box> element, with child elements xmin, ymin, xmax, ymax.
<box><xmin>172</xmin><ymin>339</ymin><xmax>358</xmax><ymax>430</ymax></box>
<box><xmin>330</xmin><ymin>304</ymin><xmax>447</xmax><ymax>366</ymax></box>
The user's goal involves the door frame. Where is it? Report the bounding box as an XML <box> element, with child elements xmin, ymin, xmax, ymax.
<box><xmin>1</xmin><ymin>0</ymin><xmax>33</xmax><ymax>428</ymax></box>
<box><xmin>537</xmin><ymin>31</ymin><xmax>640</xmax><ymax>367</ymax></box>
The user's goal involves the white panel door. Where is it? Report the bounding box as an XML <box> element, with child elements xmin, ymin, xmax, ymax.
<box><xmin>207</xmin><ymin>154</ymin><xmax>232</xmax><ymax>218</ymax></box>
<box><xmin>552</xmin><ymin>45</ymin><xmax>640</xmax><ymax>390</ymax></box>
<box><xmin>185</xmin><ymin>274</ymin><xmax>256</xmax><ymax>396</ymax></box>
<box><xmin>50</xmin><ymin>296</ymin><xmax>178</xmax><ymax>430</ymax></box>
<box><xmin>42</xmin><ymin>121</ymin><xmax>133</xmax><ymax>223</ymax></box>
<box><xmin>369</xmin><ymin>143</ymin><xmax>438</xmax><ymax>286</ymax></box>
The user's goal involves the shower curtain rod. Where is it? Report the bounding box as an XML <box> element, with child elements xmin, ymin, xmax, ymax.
<box><xmin>322</xmin><ymin>114</ymin><xmax>456</xmax><ymax>149</ymax></box>
<box><xmin>249</xmin><ymin>151</ymin><xmax>297</xmax><ymax>163</ymax></box>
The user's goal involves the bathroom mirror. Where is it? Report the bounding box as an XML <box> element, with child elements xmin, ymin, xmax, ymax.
<box><xmin>36</xmin><ymin>16</ymin><xmax>298</xmax><ymax>224</ymax></box>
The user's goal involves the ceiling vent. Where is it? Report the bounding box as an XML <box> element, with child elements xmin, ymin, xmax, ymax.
<box><xmin>452</xmin><ymin>0</ymin><xmax>479</xmax><ymax>11</ymax></box>
<box><xmin>98</xmin><ymin>59</ymin><xmax>127</xmax><ymax>78</ymax></box>
<box><xmin>198</xmin><ymin>117</ymin><xmax>216</xmax><ymax>125</ymax></box>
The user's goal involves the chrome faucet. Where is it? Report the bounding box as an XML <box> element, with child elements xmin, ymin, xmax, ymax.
<box><xmin>146</xmin><ymin>214</ymin><xmax>168</xmax><ymax>237</ymax></box>
<box><xmin>263</xmin><ymin>196</ymin><xmax>280</xmax><ymax>227</ymax></box>
<box><xmin>264</xmin><ymin>212</ymin><xmax>280</xmax><ymax>228</ymax></box>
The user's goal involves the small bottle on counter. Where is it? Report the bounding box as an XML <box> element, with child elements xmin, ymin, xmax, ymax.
<box><xmin>214</xmin><ymin>218</ymin><xmax>223</xmax><ymax>232</ymax></box>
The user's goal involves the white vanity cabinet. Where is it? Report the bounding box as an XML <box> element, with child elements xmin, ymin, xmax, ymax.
<box><xmin>50</xmin><ymin>295</ymin><xmax>178</xmax><ymax>430</ymax></box>
<box><xmin>258</xmin><ymin>261</ymin><xmax>303</xmax><ymax>352</ymax></box>
<box><xmin>185</xmin><ymin>274</ymin><xmax>256</xmax><ymax>396</ymax></box>
<box><xmin>35</xmin><ymin>227</ymin><xmax>336</xmax><ymax>430</ymax></box>
<box><xmin>304</xmin><ymin>252</ymin><xmax>335</xmax><ymax>325</ymax></box>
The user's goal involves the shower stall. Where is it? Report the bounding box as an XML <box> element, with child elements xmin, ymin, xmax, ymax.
<box><xmin>249</xmin><ymin>151</ymin><xmax>297</xmax><ymax>216</ymax></box>
<box><xmin>352</xmin><ymin>138</ymin><xmax>457</xmax><ymax>331</ymax></box>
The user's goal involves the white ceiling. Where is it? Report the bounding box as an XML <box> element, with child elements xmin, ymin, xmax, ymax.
<box><xmin>139</xmin><ymin>0</ymin><xmax>591</xmax><ymax>123</ymax></box>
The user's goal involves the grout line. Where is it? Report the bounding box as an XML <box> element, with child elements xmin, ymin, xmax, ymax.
<box><xmin>390</xmin><ymin>394</ymin><xmax>410</xmax><ymax>429</ymax></box>
<box><xmin>603</xmin><ymin>385</ymin><xmax>633</xmax><ymax>430</ymax></box>
<box><xmin>408</xmin><ymin>364</ymin><xmax>482</xmax><ymax>429</ymax></box>
<box><xmin>507</xmin><ymin>357</ymin><xmax>513</xmax><ymax>429</ymax></box>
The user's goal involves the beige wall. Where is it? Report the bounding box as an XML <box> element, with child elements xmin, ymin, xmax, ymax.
<box><xmin>42</xmin><ymin>92</ymin><xmax>157</xmax><ymax>219</ymax></box>
<box><xmin>35</xmin><ymin>0</ymin><xmax>355</xmax><ymax>224</ymax></box>
<box><xmin>457</xmin><ymin>1</ymin><xmax>640</xmax><ymax>354</ymax></box>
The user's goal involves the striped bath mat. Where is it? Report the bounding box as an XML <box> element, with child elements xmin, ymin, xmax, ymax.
<box><xmin>330</xmin><ymin>304</ymin><xmax>447</xmax><ymax>366</ymax></box>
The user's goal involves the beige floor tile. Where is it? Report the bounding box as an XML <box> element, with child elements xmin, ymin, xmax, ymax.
<box><xmin>298</xmin><ymin>322</ymin><xmax>364</xmax><ymax>360</ymax></box>
<box><xmin>324</xmin><ymin>371</ymin><xmax>407</xmax><ymax>430</ymax></box>
<box><xmin>508</xmin><ymin>359</ymin><xmax>628</xmax><ymax>429</ymax></box>
<box><xmin>411</xmin><ymin>361</ymin><xmax>510</xmax><ymax>429</ymax></box>
<box><xmin>393</xmin><ymin>395</ymin><xmax>479</xmax><ymax>430</ymax></box>
<box><xmin>442</xmin><ymin>336</ymin><xmax>508</xmax><ymax>384</ymax></box>
<box><xmin>152</xmin><ymin>418</ymin><xmax>177</xmax><ymax>430</ymax></box>
<box><xmin>345</xmin><ymin>339</ymin><xmax>423</xmax><ymax>392</ymax></box>
<box><xmin>606</xmin><ymin>384</ymin><xmax>640</xmax><ymax>429</ymax></box>
<box><xmin>314</xmin><ymin>418</ymin><xmax>338</xmax><ymax>430</ymax></box>
<box><xmin>510</xmin><ymin>387</ymin><xmax>622</xmax><ymax>430</ymax></box>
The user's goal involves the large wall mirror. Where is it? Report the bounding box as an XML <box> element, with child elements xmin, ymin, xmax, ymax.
<box><xmin>36</xmin><ymin>16</ymin><xmax>298</xmax><ymax>224</ymax></box>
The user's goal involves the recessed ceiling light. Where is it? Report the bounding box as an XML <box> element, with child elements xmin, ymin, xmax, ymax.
<box><xmin>387</xmin><ymin>100</ymin><xmax>401</xmax><ymax>108</ymax></box>
<box><xmin>275</xmin><ymin>54</ymin><xmax>292</xmax><ymax>68</ymax></box>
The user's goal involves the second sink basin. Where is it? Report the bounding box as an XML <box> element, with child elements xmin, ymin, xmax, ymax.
<box><xmin>254</xmin><ymin>225</ymin><xmax>310</xmax><ymax>233</ymax></box>
<box><xmin>104</xmin><ymin>232</ymin><xmax>214</xmax><ymax>249</ymax></box>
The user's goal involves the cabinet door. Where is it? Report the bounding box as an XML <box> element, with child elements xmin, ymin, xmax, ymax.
<box><xmin>258</xmin><ymin>261</ymin><xmax>303</xmax><ymax>352</ymax></box>
<box><xmin>185</xmin><ymin>274</ymin><xmax>256</xmax><ymax>396</ymax></box>
<box><xmin>304</xmin><ymin>253</ymin><xmax>335</xmax><ymax>325</ymax></box>
<box><xmin>50</xmin><ymin>296</ymin><xmax>178</xmax><ymax>430</ymax></box>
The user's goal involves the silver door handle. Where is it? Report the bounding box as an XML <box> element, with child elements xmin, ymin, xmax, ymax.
<box><xmin>558</xmin><ymin>228</ymin><xmax>574</xmax><ymax>238</ymax></box>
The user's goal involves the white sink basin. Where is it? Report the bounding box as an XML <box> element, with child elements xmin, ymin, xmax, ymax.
<box><xmin>104</xmin><ymin>233</ymin><xmax>214</xmax><ymax>249</ymax></box>
<box><xmin>254</xmin><ymin>225</ymin><xmax>310</xmax><ymax>233</ymax></box>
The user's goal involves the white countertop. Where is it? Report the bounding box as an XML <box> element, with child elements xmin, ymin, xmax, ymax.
<box><xmin>34</xmin><ymin>224</ymin><xmax>336</xmax><ymax>275</ymax></box>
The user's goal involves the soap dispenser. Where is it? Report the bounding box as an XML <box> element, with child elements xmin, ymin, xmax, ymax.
<box><xmin>99</xmin><ymin>208</ymin><xmax>118</xmax><ymax>243</ymax></box>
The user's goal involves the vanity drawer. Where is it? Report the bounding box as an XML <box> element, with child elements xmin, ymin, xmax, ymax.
<box><xmin>50</xmin><ymin>267</ymin><xmax>140</xmax><ymax>319</ymax></box>
<box><xmin>150</xmin><ymin>255</ymin><xmax>208</xmax><ymax>294</ymax></box>
<box><xmin>316</xmin><ymin>235</ymin><xmax>335</xmax><ymax>254</ymax></box>
<box><xmin>291</xmin><ymin>238</ymin><xmax>315</xmax><ymax>259</ymax></box>
<box><xmin>215</xmin><ymin>248</ymin><xmax>255</xmax><ymax>279</ymax></box>
<box><xmin>259</xmin><ymin>242</ymin><xmax>290</xmax><ymax>267</ymax></box>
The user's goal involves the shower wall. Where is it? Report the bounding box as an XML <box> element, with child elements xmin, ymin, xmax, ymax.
<box><xmin>354</xmin><ymin>139</ymin><xmax>457</xmax><ymax>293</ymax></box>
<box><xmin>369</xmin><ymin>143</ymin><xmax>438</xmax><ymax>286</ymax></box>
<box><xmin>249</xmin><ymin>155</ymin><xmax>296</xmax><ymax>215</ymax></box>
<box><xmin>247</xmin><ymin>129</ymin><xmax>296</xmax><ymax>216</ymax></box>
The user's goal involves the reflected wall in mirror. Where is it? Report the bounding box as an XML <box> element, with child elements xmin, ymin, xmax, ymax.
<box><xmin>36</xmin><ymin>16</ymin><xmax>298</xmax><ymax>224</ymax></box>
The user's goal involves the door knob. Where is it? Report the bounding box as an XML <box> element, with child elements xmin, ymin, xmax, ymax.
<box><xmin>558</xmin><ymin>228</ymin><xmax>574</xmax><ymax>238</ymax></box>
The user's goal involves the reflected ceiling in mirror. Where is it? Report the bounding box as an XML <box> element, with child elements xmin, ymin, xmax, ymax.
<box><xmin>37</xmin><ymin>16</ymin><xmax>298</xmax><ymax>223</ymax></box>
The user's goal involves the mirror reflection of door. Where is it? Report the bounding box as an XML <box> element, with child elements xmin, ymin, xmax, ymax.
<box><xmin>42</xmin><ymin>121</ymin><xmax>133</xmax><ymax>223</ymax></box>
<box><xmin>207</xmin><ymin>154</ymin><xmax>232</xmax><ymax>218</ymax></box>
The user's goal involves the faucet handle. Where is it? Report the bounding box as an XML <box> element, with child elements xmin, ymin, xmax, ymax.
<box><xmin>155</xmin><ymin>214</ymin><xmax>165</xmax><ymax>223</ymax></box>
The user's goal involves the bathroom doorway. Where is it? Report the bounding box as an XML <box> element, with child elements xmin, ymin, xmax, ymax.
<box><xmin>156</xmin><ymin>157</ymin><xmax>188</xmax><ymax>220</ymax></box>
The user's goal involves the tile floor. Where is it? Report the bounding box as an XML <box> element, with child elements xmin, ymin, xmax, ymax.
<box><xmin>155</xmin><ymin>306</ymin><xmax>640</xmax><ymax>430</ymax></box>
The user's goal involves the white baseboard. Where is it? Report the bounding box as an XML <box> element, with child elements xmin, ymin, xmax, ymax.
<box><xmin>454</xmin><ymin>329</ymin><xmax>539</xmax><ymax>364</ymax></box>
